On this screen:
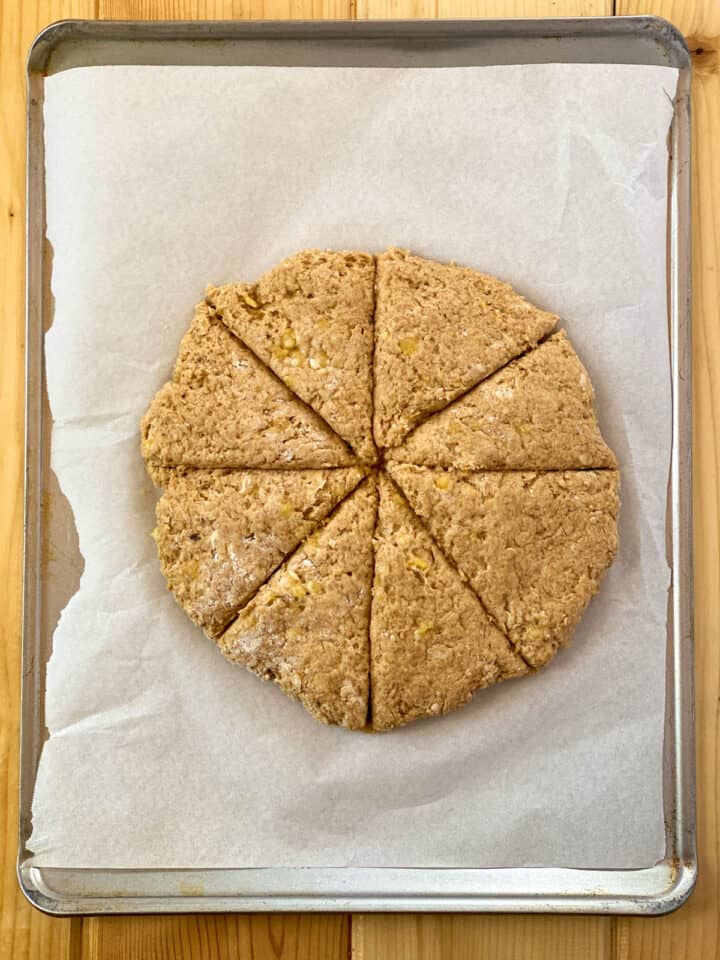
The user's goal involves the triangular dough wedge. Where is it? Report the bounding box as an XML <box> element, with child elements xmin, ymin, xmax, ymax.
<box><xmin>208</xmin><ymin>251</ymin><xmax>376</xmax><ymax>462</ymax></box>
<box><xmin>389</xmin><ymin>331</ymin><xmax>616</xmax><ymax>470</ymax></box>
<box><xmin>371</xmin><ymin>475</ymin><xmax>527</xmax><ymax>731</ymax></box>
<box><xmin>388</xmin><ymin>465</ymin><xmax>619</xmax><ymax>669</ymax></box>
<box><xmin>218</xmin><ymin>478</ymin><xmax>377</xmax><ymax>729</ymax></box>
<box><xmin>141</xmin><ymin>304</ymin><xmax>354</xmax><ymax>472</ymax></box>
<box><xmin>373</xmin><ymin>249</ymin><xmax>558</xmax><ymax>448</ymax></box>
<box><xmin>154</xmin><ymin>467</ymin><xmax>365</xmax><ymax>639</ymax></box>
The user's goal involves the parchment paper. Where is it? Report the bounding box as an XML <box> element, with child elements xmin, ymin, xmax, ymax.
<box><xmin>30</xmin><ymin>62</ymin><xmax>678</xmax><ymax>869</ymax></box>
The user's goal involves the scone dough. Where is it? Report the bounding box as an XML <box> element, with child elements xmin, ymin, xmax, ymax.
<box><xmin>154</xmin><ymin>467</ymin><xmax>365</xmax><ymax>638</ymax></box>
<box><xmin>142</xmin><ymin>250</ymin><xmax>619</xmax><ymax>729</ymax></box>
<box><xmin>219</xmin><ymin>479</ymin><xmax>377</xmax><ymax>730</ymax></box>
<box><xmin>373</xmin><ymin>249</ymin><xmax>558</xmax><ymax>448</ymax></box>
<box><xmin>208</xmin><ymin>250</ymin><xmax>376</xmax><ymax>463</ymax></box>
<box><xmin>142</xmin><ymin>303</ymin><xmax>355</xmax><ymax>471</ymax></box>
<box><xmin>371</xmin><ymin>476</ymin><xmax>528</xmax><ymax>731</ymax></box>
<box><xmin>388</xmin><ymin>465</ymin><xmax>620</xmax><ymax>669</ymax></box>
<box><xmin>388</xmin><ymin>330</ymin><xmax>617</xmax><ymax>471</ymax></box>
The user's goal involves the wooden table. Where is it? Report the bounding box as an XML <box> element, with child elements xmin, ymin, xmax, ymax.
<box><xmin>2</xmin><ymin>1</ymin><xmax>718</xmax><ymax>957</ymax></box>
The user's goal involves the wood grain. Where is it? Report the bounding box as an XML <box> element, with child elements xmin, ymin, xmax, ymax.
<box><xmin>80</xmin><ymin>915</ymin><xmax>349</xmax><ymax>960</ymax></box>
<box><xmin>351</xmin><ymin>915</ymin><xmax>615</xmax><ymax>960</ymax></box>
<box><xmin>356</xmin><ymin>0</ymin><xmax>610</xmax><ymax>18</ymax></box>
<box><xmin>436</xmin><ymin>0</ymin><xmax>610</xmax><ymax>15</ymax></box>
<box><xmin>1</xmin><ymin>0</ymin><xmax>718</xmax><ymax>958</ymax></box>
<box><xmin>99</xmin><ymin>0</ymin><xmax>354</xmax><ymax>19</ymax></box>
<box><xmin>350</xmin><ymin>10</ymin><xmax>611</xmax><ymax>960</ymax></box>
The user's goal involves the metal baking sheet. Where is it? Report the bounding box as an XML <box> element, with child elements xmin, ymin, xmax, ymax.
<box><xmin>20</xmin><ymin>16</ymin><xmax>694</xmax><ymax>915</ymax></box>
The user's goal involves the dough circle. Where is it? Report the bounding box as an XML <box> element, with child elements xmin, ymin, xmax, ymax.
<box><xmin>142</xmin><ymin>249</ymin><xmax>619</xmax><ymax>731</ymax></box>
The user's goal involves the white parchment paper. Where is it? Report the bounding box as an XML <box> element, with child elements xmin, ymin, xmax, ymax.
<box><xmin>30</xmin><ymin>63</ymin><xmax>677</xmax><ymax>869</ymax></box>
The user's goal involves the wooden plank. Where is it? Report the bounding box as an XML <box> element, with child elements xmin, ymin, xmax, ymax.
<box><xmin>348</xmin><ymin>4</ymin><xmax>610</xmax><ymax>960</ymax></box>
<box><xmin>352</xmin><ymin>915</ymin><xmax>614</xmax><ymax>960</ymax></box>
<box><xmin>355</xmin><ymin>0</ymin><xmax>437</xmax><ymax>18</ymax></box>
<box><xmin>81</xmin><ymin>16</ymin><xmax>352</xmax><ymax>959</ymax></box>
<box><xmin>348</xmin><ymin>1</ymin><xmax>610</xmax><ymax>959</ymax></box>
<box><xmin>80</xmin><ymin>915</ymin><xmax>350</xmax><ymax>960</ymax></box>
<box><xmin>354</xmin><ymin>2</ymin><xmax>720</xmax><ymax>958</ymax></box>
<box><xmin>613</xmin><ymin>3</ymin><xmax>720</xmax><ymax>958</ymax></box>
<box><xmin>99</xmin><ymin>0</ymin><xmax>354</xmax><ymax>19</ymax></box>
<box><xmin>356</xmin><ymin>0</ymin><xmax>609</xmax><ymax>16</ymax></box>
<box><xmin>1</xmin><ymin>1</ymin><xmax>96</xmax><ymax>956</ymax></box>
<box><xmin>436</xmin><ymin>0</ymin><xmax>610</xmax><ymax>16</ymax></box>
<box><xmin>80</xmin><ymin>6</ymin><xmax>351</xmax><ymax>959</ymax></box>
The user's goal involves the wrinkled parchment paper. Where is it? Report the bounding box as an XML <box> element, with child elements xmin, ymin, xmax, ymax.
<box><xmin>30</xmin><ymin>63</ymin><xmax>678</xmax><ymax>868</ymax></box>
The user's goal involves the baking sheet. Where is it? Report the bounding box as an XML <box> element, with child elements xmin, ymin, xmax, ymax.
<box><xmin>29</xmin><ymin>61</ymin><xmax>677</xmax><ymax>870</ymax></box>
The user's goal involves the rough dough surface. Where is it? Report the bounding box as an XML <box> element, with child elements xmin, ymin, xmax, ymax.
<box><xmin>208</xmin><ymin>251</ymin><xmax>376</xmax><ymax>462</ymax></box>
<box><xmin>142</xmin><ymin>249</ymin><xmax>619</xmax><ymax>730</ymax></box>
<box><xmin>388</xmin><ymin>465</ymin><xmax>620</xmax><ymax>669</ymax></box>
<box><xmin>154</xmin><ymin>467</ymin><xmax>365</xmax><ymax>639</ymax></box>
<box><xmin>141</xmin><ymin>303</ymin><xmax>355</xmax><ymax>471</ymax></box>
<box><xmin>373</xmin><ymin>249</ymin><xmax>558</xmax><ymax>448</ymax></box>
<box><xmin>371</xmin><ymin>476</ymin><xmax>527</xmax><ymax>730</ymax></box>
<box><xmin>219</xmin><ymin>479</ymin><xmax>377</xmax><ymax>730</ymax></box>
<box><xmin>388</xmin><ymin>330</ymin><xmax>617</xmax><ymax>470</ymax></box>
